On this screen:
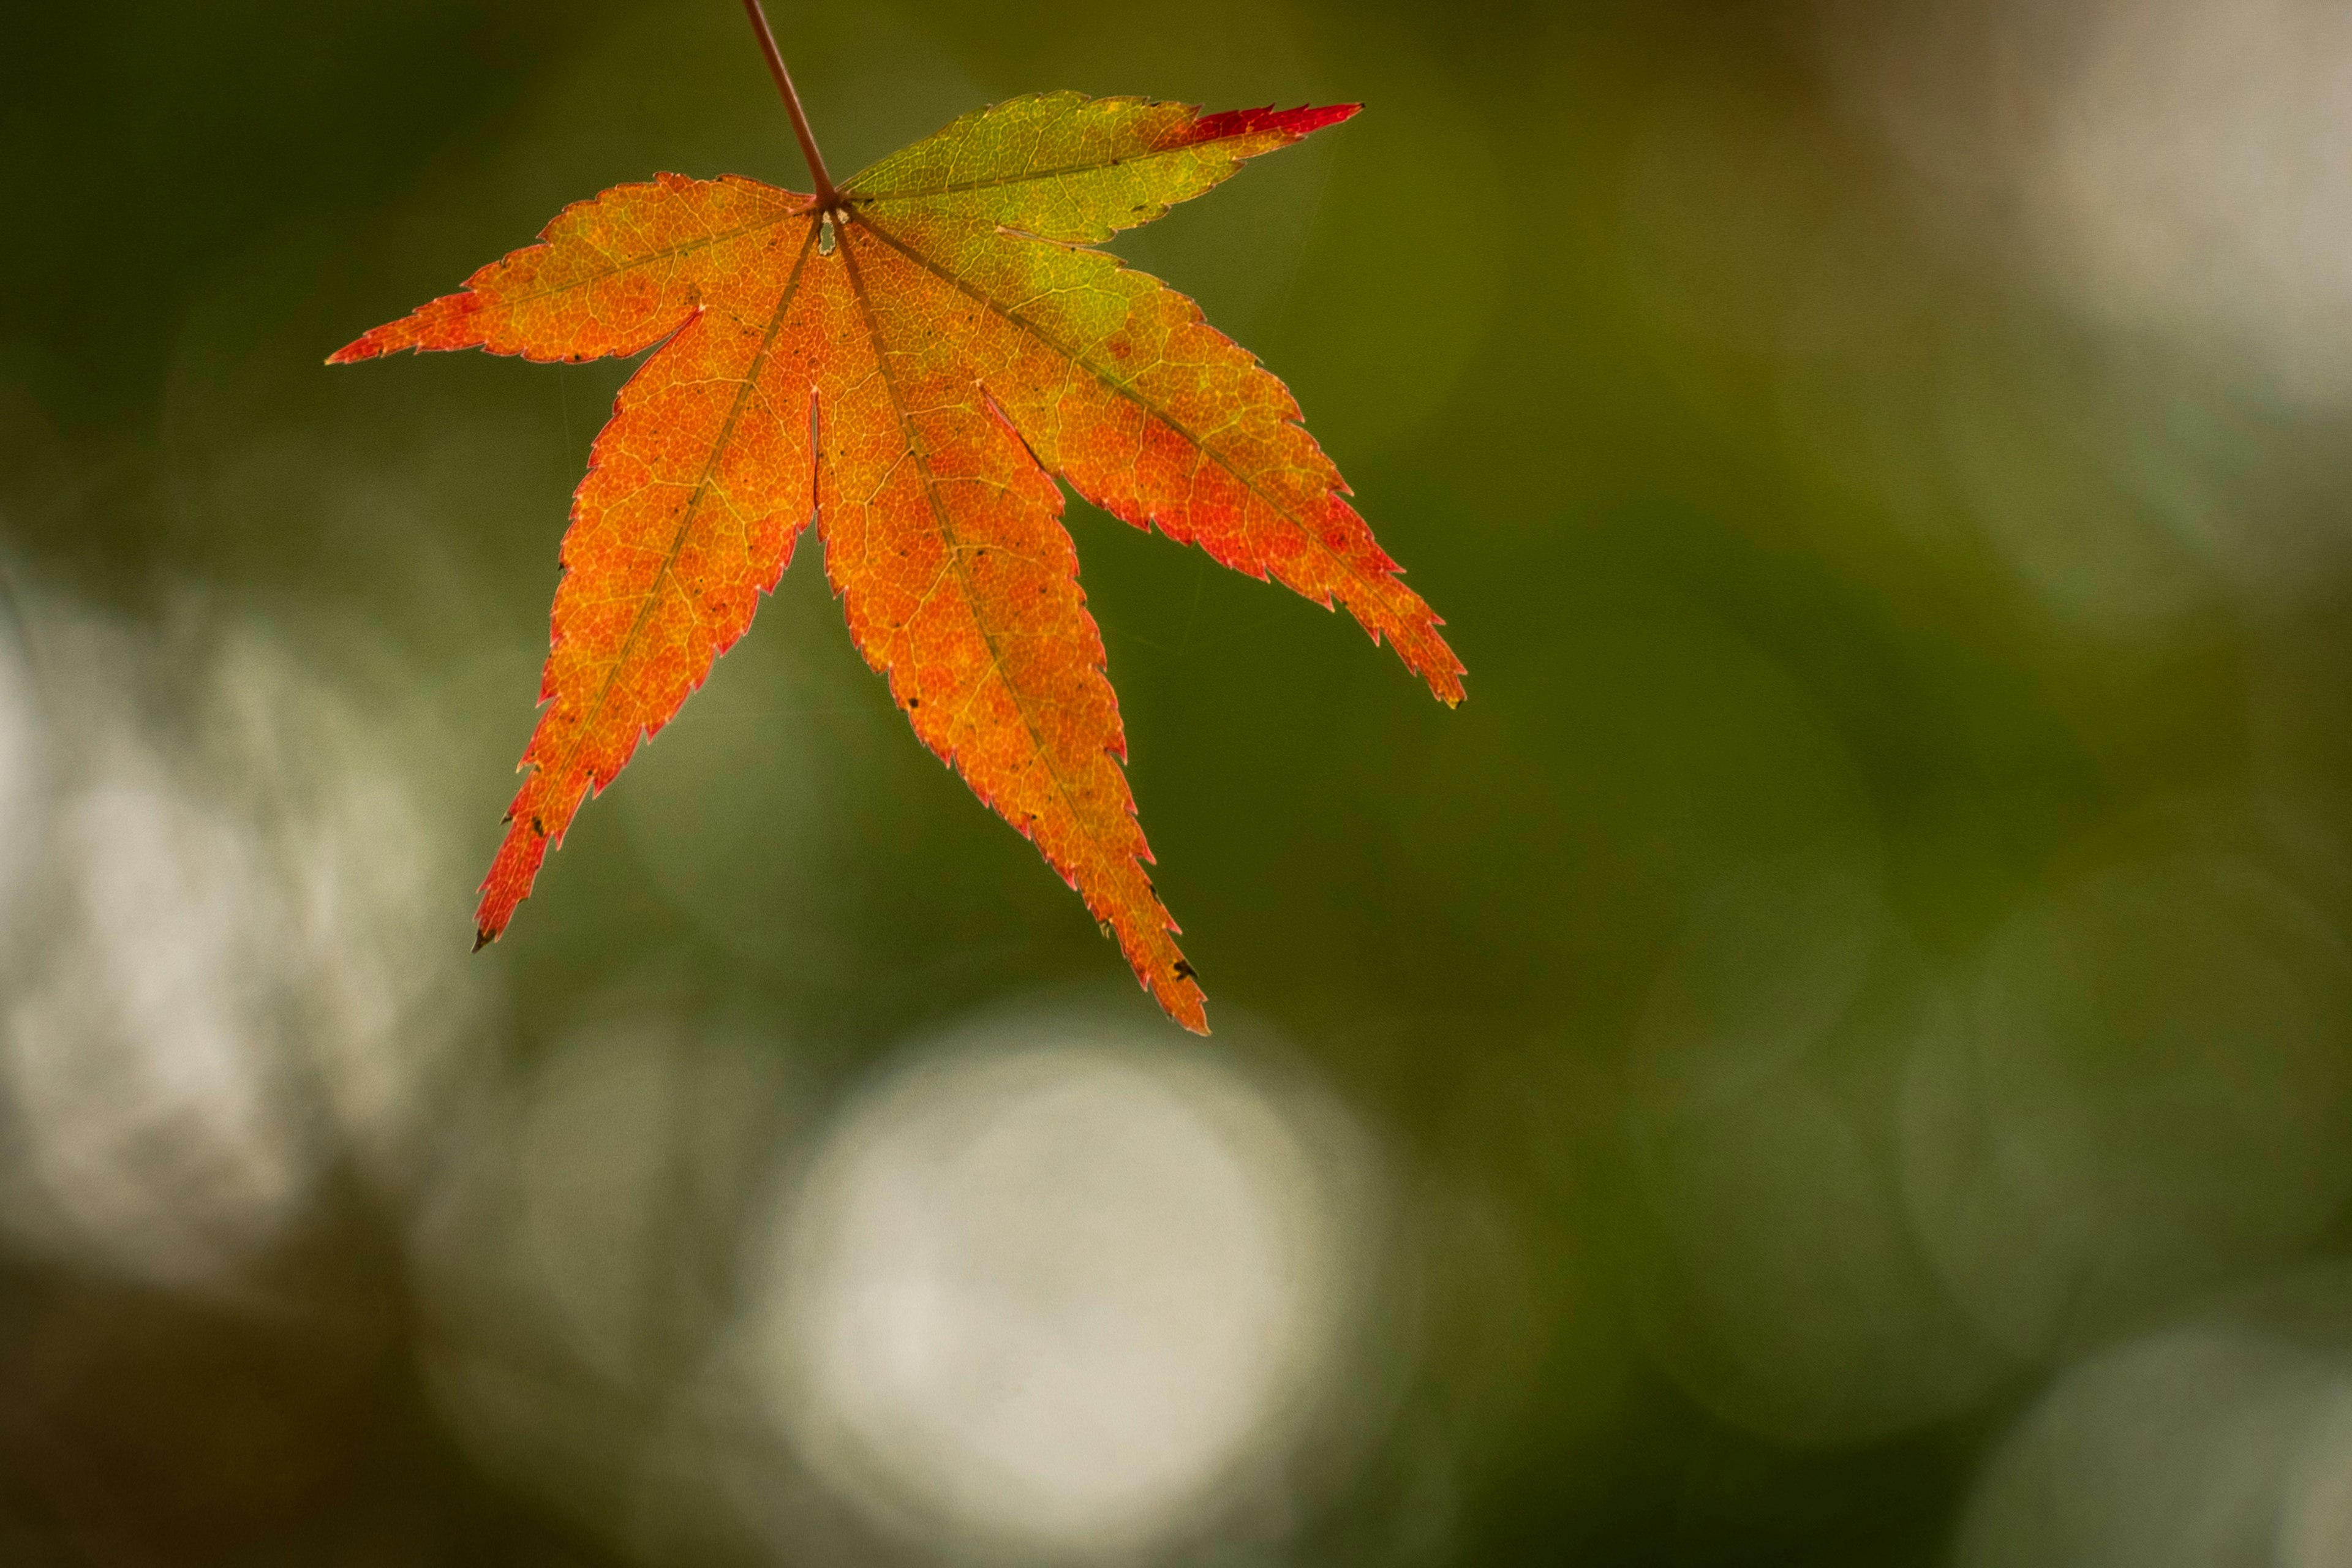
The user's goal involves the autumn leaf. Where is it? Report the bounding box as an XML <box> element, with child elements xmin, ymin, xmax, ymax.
<box><xmin>330</xmin><ymin>1</ymin><xmax>1462</xmax><ymax>1033</ymax></box>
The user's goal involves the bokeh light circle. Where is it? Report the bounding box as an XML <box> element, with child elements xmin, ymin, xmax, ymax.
<box><xmin>1623</xmin><ymin>861</ymin><xmax>2012</xmax><ymax>1444</ymax></box>
<box><xmin>1901</xmin><ymin>854</ymin><xmax>2352</xmax><ymax>1362</ymax></box>
<box><xmin>1957</xmin><ymin>1267</ymin><xmax>2352</xmax><ymax>1568</ymax></box>
<box><xmin>745</xmin><ymin>1006</ymin><xmax>1373</xmax><ymax>1558</ymax></box>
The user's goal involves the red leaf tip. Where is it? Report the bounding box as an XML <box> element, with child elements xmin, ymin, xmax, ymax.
<box><xmin>1183</xmin><ymin>102</ymin><xmax>1362</xmax><ymax>147</ymax></box>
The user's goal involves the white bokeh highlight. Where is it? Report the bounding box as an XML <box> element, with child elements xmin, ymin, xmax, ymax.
<box><xmin>1958</xmin><ymin>1268</ymin><xmax>2352</xmax><ymax>1568</ymax></box>
<box><xmin>1839</xmin><ymin>0</ymin><xmax>2352</xmax><ymax>407</ymax></box>
<box><xmin>748</xmin><ymin>1011</ymin><xmax>1372</xmax><ymax>1558</ymax></box>
<box><xmin>2021</xmin><ymin>0</ymin><xmax>2352</xmax><ymax>406</ymax></box>
<box><xmin>0</xmin><ymin>592</ymin><xmax>477</xmax><ymax>1289</ymax></box>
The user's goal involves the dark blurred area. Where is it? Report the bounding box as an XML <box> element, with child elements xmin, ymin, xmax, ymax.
<box><xmin>7</xmin><ymin>0</ymin><xmax>2352</xmax><ymax>1563</ymax></box>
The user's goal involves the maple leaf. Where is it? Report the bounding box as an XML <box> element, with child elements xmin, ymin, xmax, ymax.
<box><xmin>330</xmin><ymin>1</ymin><xmax>1463</xmax><ymax>1033</ymax></box>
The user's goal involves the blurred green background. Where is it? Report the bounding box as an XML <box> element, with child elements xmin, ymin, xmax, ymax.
<box><xmin>7</xmin><ymin>0</ymin><xmax>2352</xmax><ymax>1564</ymax></box>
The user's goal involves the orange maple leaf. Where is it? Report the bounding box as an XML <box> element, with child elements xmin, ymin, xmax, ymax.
<box><xmin>330</xmin><ymin>2</ymin><xmax>1462</xmax><ymax>1033</ymax></box>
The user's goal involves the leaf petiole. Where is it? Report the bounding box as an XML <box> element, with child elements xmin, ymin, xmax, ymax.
<box><xmin>739</xmin><ymin>0</ymin><xmax>839</xmax><ymax>212</ymax></box>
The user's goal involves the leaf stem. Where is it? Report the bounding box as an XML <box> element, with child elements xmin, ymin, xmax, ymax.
<box><xmin>739</xmin><ymin>0</ymin><xmax>838</xmax><ymax>209</ymax></box>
